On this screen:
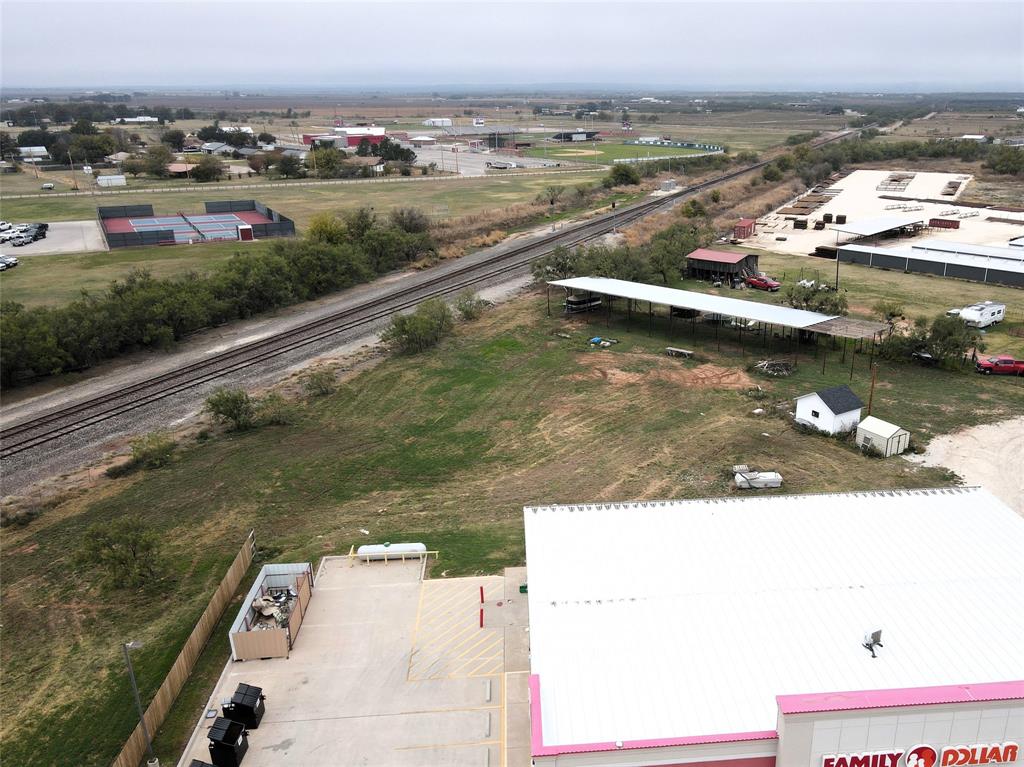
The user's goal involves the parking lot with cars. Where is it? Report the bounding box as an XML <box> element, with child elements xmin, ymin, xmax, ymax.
<box><xmin>0</xmin><ymin>219</ymin><xmax>106</xmax><ymax>256</ymax></box>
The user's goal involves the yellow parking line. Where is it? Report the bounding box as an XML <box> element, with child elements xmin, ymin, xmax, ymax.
<box><xmin>446</xmin><ymin>638</ymin><xmax>503</xmax><ymax>677</ymax></box>
<box><xmin>407</xmin><ymin>581</ymin><xmax>428</xmax><ymax>679</ymax></box>
<box><xmin>463</xmin><ymin>651</ymin><xmax>505</xmax><ymax>678</ymax></box>
<box><xmin>420</xmin><ymin>620</ymin><xmax>478</xmax><ymax>657</ymax></box>
<box><xmin>420</xmin><ymin>605</ymin><xmax>475</xmax><ymax>640</ymax></box>
<box><xmin>501</xmin><ymin>673</ymin><xmax>507</xmax><ymax>767</ymax></box>
<box><xmin>422</xmin><ymin>585</ymin><xmax>471</xmax><ymax>617</ymax></box>
<box><xmin>440</xmin><ymin>626</ymin><xmax>499</xmax><ymax>660</ymax></box>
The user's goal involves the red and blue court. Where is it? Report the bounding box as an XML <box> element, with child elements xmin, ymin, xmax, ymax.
<box><xmin>98</xmin><ymin>200</ymin><xmax>295</xmax><ymax>248</ymax></box>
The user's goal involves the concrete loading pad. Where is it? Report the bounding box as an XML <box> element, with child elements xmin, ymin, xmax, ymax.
<box><xmin>178</xmin><ymin>556</ymin><xmax>531</xmax><ymax>767</ymax></box>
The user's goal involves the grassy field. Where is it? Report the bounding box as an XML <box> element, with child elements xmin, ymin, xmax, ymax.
<box><xmin>523</xmin><ymin>141</ymin><xmax>706</xmax><ymax>164</ymax></box>
<box><xmin>4</xmin><ymin>265</ymin><xmax>1024</xmax><ymax>765</ymax></box>
<box><xmin>0</xmin><ymin>239</ymin><xmax>279</xmax><ymax>307</ymax></box>
<box><xmin>0</xmin><ymin>171</ymin><xmax>604</xmax><ymax>228</ymax></box>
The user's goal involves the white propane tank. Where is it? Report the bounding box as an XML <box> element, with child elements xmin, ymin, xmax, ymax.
<box><xmin>356</xmin><ymin>542</ymin><xmax>427</xmax><ymax>560</ymax></box>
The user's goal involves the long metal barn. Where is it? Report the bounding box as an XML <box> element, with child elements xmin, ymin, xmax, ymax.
<box><xmin>547</xmin><ymin>276</ymin><xmax>888</xmax><ymax>360</ymax></box>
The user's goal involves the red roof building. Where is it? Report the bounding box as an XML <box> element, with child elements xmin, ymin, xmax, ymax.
<box><xmin>686</xmin><ymin>248</ymin><xmax>759</xmax><ymax>281</ymax></box>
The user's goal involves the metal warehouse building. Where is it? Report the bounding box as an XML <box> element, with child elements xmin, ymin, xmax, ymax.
<box><xmin>838</xmin><ymin>239</ymin><xmax>1024</xmax><ymax>287</ymax></box>
<box><xmin>524</xmin><ymin>487</ymin><xmax>1024</xmax><ymax>767</ymax></box>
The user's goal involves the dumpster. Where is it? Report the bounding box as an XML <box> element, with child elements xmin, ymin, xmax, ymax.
<box><xmin>222</xmin><ymin>683</ymin><xmax>266</xmax><ymax>729</ymax></box>
<box><xmin>208</xmin><ymin>717</ymin><xmax>249</xmax><ymax>767</ymax></box>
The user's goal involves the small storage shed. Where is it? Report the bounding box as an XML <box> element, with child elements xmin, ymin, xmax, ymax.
<box><xmin>734</xmin><ymin>218</ymin><xmax>757</xmax><ymax>239</ymax></box>
<box><xmin>794</xmin><ymin>384</ymin><xmax>863</xmax><ymax>435</ymax></box>
<box><xmin>686</xmin><ymin>248</ymin><xmax>759</xmax><ymax>282</ymax></box>
<box><xmin>856</xmin><ymin>415</ymin><xmax>910</xmax><ymax>457</ymax></box>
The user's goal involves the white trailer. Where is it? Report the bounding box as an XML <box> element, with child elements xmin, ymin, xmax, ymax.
<box><xmin>958</xmin><ymin>301</ymin><xmax>1005</xmax><ymax>328</ymax></box>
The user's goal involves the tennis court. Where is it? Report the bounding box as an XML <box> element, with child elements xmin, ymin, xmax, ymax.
<box><xmin>102</xmin><ymin>210</ymin><xmax>273</xmax><ymax>244</ymax></box>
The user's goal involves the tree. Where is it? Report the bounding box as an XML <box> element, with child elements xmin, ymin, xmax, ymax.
<box><xmin>381</xmin><ymin>298</ymin><xmax>454</xmax><ymax>353</ymax></box>
<box><xmin>76</xmin><ymin>518</ymin><xmax>164</xmax><ymax>588</ymax></box>
<box><xmin>582</xmin><ymin>244</ymin><xmax>650</xmax><ymax>283</ymax></box>
<box><xmin>355</xmin><ymin>137</ymin><xmax>372</xmax><ymax>157</ymax></box>
<box><xmin>530</xmin><ymin>245</ymin><xmax>582</xmax><ymax>281</ymax></box>
<box><xmin>121</xmin><ymin>158</ymin><xmax>145</xmax><ymax>177</ymax></box>
<box><xmin>604</xmin><ymin>163</ymin><xmax>640</xmax><ymax>187</ymax></box>
<box><xmin>762</xmin><ymin>164</ymin><xmax>783</xmax><ymax>182</ymax></box>
<box><xmin>0</xmin><ymin>132</ymin><xmax>19</xmax><ymax>161</ymax></box>
<box><xmin>784</xmin><ymin>284</ymin><xmax>848</xmax><ymax>315</ymax></box>
<box><xmin>161</xmin><ymin>128</ymin><xmax>186</xmax><ymax>150</ymax></box>
<box><xmin>926</xmin><ymin>315</ymin><xmax>983</xmax><ymax>362</ymax></box>
<box><xmin>307</xmin><ymin>212</ymin><xmax>348</xmax><ymax>245</ymax></box>
<box><xmin>69</xmin><ymin>118</ymin><xmax>98</xmax><ymax>135</ymax></box>
<box><xmin>225</xmin><ymin>131</ymin><xmax>253</xmax><ymax>148</ymax></box>
<box><xmin>344</xmin><ymin>207</ymin><xmax>376</xmax><ymax>241</ymax></box>
<box><xmin>144</xmin><ymin>143</ymin><xmax>173</xmax><ymax>177</ymax></box>
<box><xmin>540</xmin><ymin>185</ymin><xmax>564</xmax><ymax>206</ymax></box>
<box><xmin>307</xmin><ymin>147</ymin><xmax>344</xmax><ymax>178</ymax></box>
<box><xmin>710</xmin><ymin>189</ymin><xmax>722</xmax><ymax>204</ymax></box>
<box><xmin>246</xmin><ymin>154</ymin><xmax>267</xmax><ymax>175</ymax></box>
<box><xmin>389</xmin><ymin>207</ymin><xmax>430</xmax><ymax>234</ymax></box>
<box><xmin>276</xmin><ymin>153</ymin><xmax>303</xmax><ymax>178</ymax></box>
<box><xmin>205</xmin><ymin>387</ymin><xmax>256</xmax><ymax>430</ymax></box>
<box><xmin>196</xmin><ymin>124</ymin><xmax>227</xmax><ymax>141</ymax></box>
<box><xmin>190</xmin><ymin>154</ymin><xmax>226</xmax><ymax>182</ymax></box>
<box><xmin>257</xmin><ymin>131</ymin><xmax>276</xmax><ymax>144</ymax></box>
<box><xmin>455</xmin><ymin>289</ymin><xmax>487</xmax><ymax>321</ymax></box>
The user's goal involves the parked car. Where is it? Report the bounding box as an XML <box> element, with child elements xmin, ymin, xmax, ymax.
<box><xmin>911</xmin><ymin>351</ymin><xmax>939</xmax><ymax>366</ymax></box>
<box><xmin>0</xmin><ymin>260</ymin><xmax>7</xmax><ymax>271</ymax></box>
<box><xmin>0</xmin><ymin>230</ymin><xmax>19</xmax><ymax>242</ymax></box>
<box><xmin>976</xmin><ymin>355</ymin><xmax>1024</xmax><ymax>376</ymax></box>
<box><xmin>11</xmin><ymin>235</ymin><xmax>32</xmax><ymax>247</ymax></box>
<box><xmin>0</xmin><ymin>255</ymin><xmax>20</xmax><ymax>268</ymax></box>
<box><xmin>745</xmin><ymin>274</ymin><xmax>781</xmax><ymax>291</ymax></box>
<box><xmin>0</xmin><ymin>221</ymin><xmax>10</xmax><ymax>231</ymax></box>
<box><xmin>41</xmin><ymin>183</ymin><xmax>55</xmax><ymax>190</ymax></box>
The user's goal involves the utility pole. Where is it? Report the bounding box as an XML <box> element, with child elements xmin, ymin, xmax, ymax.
<box><xmin>867</xmin><ymin>363</ymin><xmax>878</xmax><ymax>415</ymax></box>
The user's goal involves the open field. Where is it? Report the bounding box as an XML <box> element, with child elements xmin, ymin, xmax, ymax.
<box><xmin>884</xmin><ymin>111</ymin><xmax>1023</xmax><ymax>141</ymax></box>
<box><xmin>4</xmin><ymin>265</ymin><xmax>1024</xmax><ymax>765</ymax></box>
<box><xmin>0</xmin><ymin>171</ymin><xmax>604</xmax><ymax>228</ymax></box>
<box><xmin>0</xmin><ymin>239</ymin><xmax>277</xmax><ymax>306</ymax></box>
<box><xmin>523</xmin><ymin>141</ymin><xmax>705</xmax><ymax>164</ymax></box>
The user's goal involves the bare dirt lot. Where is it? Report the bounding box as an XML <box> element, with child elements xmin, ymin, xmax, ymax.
<box><xmin>909</xmin><ymin>416</ymin><xmax>1024</xmax><ymax>515</ymax></box>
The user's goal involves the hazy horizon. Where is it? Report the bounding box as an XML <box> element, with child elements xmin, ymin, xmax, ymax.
<box><xmin>2</xmin><ymin>1</ymin><xmax>1023</xmax><ymax>93</ymax></box>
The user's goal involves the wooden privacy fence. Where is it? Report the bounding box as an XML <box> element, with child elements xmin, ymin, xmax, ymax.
<box><xmin>111</xmin><ymin>530</ymin><xmax>256</xmax><ymax>767</ymax></box>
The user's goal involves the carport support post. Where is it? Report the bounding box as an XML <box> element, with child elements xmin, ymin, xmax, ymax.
<box><xmin>841</xmin><ymin>337</ymin><xmax>848</xmax><ymax>364</ymax></box>
<box><xmin>715</xmin><ymin>317</ymin><xmax>720</xmax><ymax>351</ymax></box>
<box><xmin>850</xmin><ymin>340</ymin><xmax>857</xmax><ymax>380</ymax></box>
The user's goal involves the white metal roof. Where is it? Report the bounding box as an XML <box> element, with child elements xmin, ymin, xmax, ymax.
<box><xmin>831</xmin><ymin>214</ymin><xmax>924</xmax><ymax>237</ymax></box>
<box><xmin>841</xmin><ymin>244</ymin><xmax>1024</xmax><ymax>275</ymax></box>
<box><xmin>857</xmin><ymin>415</ymin><xmax>906</xmax><ymax>438</ymax></box>
<box><xmin>524</xmin><ymin>487</ymin><xmax>1024</xmax><ymax>750</ymax></box>
<box><xmin>550</xmin><ymin>277</ymin><xmax>835</xmax><ymax>329</ymax></box>
<box><xmin>910</xmin><ymin>238</ymin><xmax>1024</xmax><ymax>262</ymax></box>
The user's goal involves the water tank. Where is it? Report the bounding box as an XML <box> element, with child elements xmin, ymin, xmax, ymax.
<box><xmin>356</xmin><ymin>542</ymin><xmax>427</xmax><ymax>560</ymax></box>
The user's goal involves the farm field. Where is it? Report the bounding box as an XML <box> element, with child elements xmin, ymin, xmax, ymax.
<box><xmin>883</xmin><ymin>111</ymin><xmax>1023</xmax><ymax>141</ymax></box>
<box><xmin>4</xmin><ymin>269</ymin><xmax>1024</xmax><ymax>766</ymax></box>
<box><xmin>523</xmin><ymin>141</ymin><xmax>706</xmax><ymax>164</ymax></box>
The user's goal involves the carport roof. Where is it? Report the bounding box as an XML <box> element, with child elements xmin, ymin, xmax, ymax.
<box><xmin>550</xmin><ymin>276</ymin><xmax>834</xmax><ymax>329</ymax></box>
<box><xmin>830</xmin><ymin>214</ymin><xmax>924</xmax><ymax>237</ymax></box>
<box><xmin>685</xmin><ymin>248</ymin><xmax>750</xmax><ymax>264</ymax></box>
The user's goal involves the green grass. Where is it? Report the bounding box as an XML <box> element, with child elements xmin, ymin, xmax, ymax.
<box><xmin>0</xmin><ymin>170</ymin><xmax>606</xmax><ymax>228</ymax></box>
<box><xmin>0</xmin><ymin>239</ymin><xmax>277</xmax><ymax>307</ymax></box>
<box><xmin>4</xmin><ymin>268</ymin><xmax>1024</xmax><ymax>765</ymax></box>
<box><xmin>523</xmin><ymin>141</ymin><xmax>705</xmax><ymax>165</ymax></box>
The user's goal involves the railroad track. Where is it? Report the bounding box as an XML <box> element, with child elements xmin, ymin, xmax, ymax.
<box><xmin>0</xmin><ymin>130</ymin><xmax>858</xmax><ymax>460</ymax></box>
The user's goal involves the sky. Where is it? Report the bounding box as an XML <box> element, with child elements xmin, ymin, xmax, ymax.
<box><xmin>2</xmin><ymin>0</ymin><xmax>1022</xmax><ymax>92</ymax></box>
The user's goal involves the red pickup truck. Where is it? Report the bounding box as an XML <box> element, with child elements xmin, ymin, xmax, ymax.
<box><xmin>745</xmin><ymin>274</ymin><xmax>781</xmax><ymax>292</ymax></box>
<box><xmin>976</xmin><ymin>355</ymin><xmax>1024</xmax><ymax>376</ymax></box>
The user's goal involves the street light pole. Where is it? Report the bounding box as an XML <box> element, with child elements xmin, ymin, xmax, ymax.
<box><xmin>123</xmin><ymin>641</ymin><xmax>156</xmax><ymax>763</ymax></box>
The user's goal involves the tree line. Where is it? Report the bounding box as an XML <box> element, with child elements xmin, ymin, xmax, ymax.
<box><xmin>0</xmin><ymin>209</ymin><xmax>436</xmax><ymax>386</ymax></box>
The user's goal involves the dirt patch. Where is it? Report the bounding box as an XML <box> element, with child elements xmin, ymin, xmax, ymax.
<box><xmin>551</xmin><ymin>149</ymin><xmax>604</xmax><ymax>157</ymax></box>
<box><xmin>572</xmin><ymin>354</ymin><xmax>755</xmax><ymax>389</ymax></box>
<box><xmin>907</xmin><ymin>416</ymin><xmax>1024</xmax><ymax>515</ymax></box>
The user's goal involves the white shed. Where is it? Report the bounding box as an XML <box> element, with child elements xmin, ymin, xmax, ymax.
<box><xmin>794</xmin><ymin>384</ymin><xmax>863</xmax><ymax>435</ymax></box>
<box><xmin>856</xmin><ymin>415</ymin><xmax>910</xmax><ymax>457</ymax></box>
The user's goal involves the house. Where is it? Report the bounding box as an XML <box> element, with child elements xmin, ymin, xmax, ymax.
<box><xmin>233</xmin><ymin>147</ymin><xmax>259</xmax><ymax>158</ymax></box>
<box><xmin>794</xmin><ymin>384</ymin><xmax>863</xmax><ymax>434</ymax></box>
<box><xmin>200</xmin><ymin>142</ymin><xmax>229</xmax><ymax>155</ymax></box>
<box><xmin>104</xmin><ymin>151</ymin><xmax>133</xmax><ymax>164</ymax></box>
<box><xmin>685</xmin><ymin>248</ymin><xmax>759</xmax><ymax>282</ymax></box>
<box><xmin>856</xmin><ymin>416</ymin><xmax>910</xmax><ymax>457</ymax></box>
